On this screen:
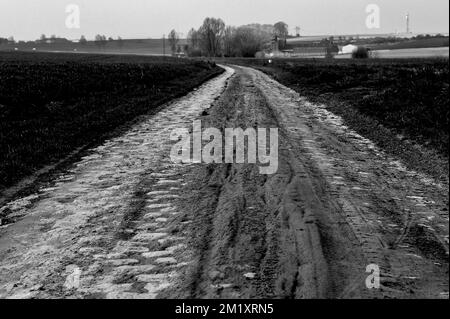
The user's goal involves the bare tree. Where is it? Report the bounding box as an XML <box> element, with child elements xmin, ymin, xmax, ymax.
<box><xmin>233</xmin><ymin>26</ymin><xmax>265</xmax><ymax>57</ymax></box>
<box><xmin>187</xmin><ymin>28</ymin><xmax>199</xmax><ymax>50</ymax></box>
<box><xmin>274</xmin><ymin>21</ymin><xmax>288</xmax><ymax>50</ymax></box>
<box><xmin>186</xmin><ymin>17</ymin><xmax>272</xmax><ymax>57</ymax></box>
<box><xmin>198</xmin><ymin>17</ymin><xmax>225</xmax><ymax>57</ymax></box>
<box><xmin>222</xmin><ymin>26</ymin><xmax>236</xmax><ymax>57</ymax></box>
<box><xmin>274</xmin><ymin>21</ymin><xmax>289</xmax><ymax>39</ymax></box>
<box><xmin>168</xmin><ymin>29</ymin><xmax>179</xmax><ymax>54</ymax></box>
<box><xmin>95</xmin><ymin>34</ymin><xmax>107</xmax><ymax>48</ymax></box>
<box><xmin>79</xmin><ymin>35</ymin><xmax>87</xmax><ymax>45</ymax></box>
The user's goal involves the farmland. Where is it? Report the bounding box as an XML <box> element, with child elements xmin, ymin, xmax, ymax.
<box><xmin>0</xmin><ymin>38</ymin><xmax>171</xmax><ymax>56</ymax></box>
<box><xmin>368</xmin><ymin>36</ymin><xmax>449</xmax><ymax>50</ymax></box>
<box><xmin>0</xmin><ymin>52</ymin><xmax>223</xmax><ymax>192</ymax></box>
<box><xmin>224</xmin><ymin>57</ymin><xmax>449</xmax><ymax>180</ymax></box>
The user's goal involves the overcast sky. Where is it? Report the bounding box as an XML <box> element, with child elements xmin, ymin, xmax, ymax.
<box><xmin>1</xmin><ymin>0</ymin><xmax>448</xmax><ymax>40</ymax></box>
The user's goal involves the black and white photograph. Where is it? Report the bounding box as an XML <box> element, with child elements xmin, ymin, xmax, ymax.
<box><xmin>0</xmin><ymin>0</ymin><xmax>448</xmax><ymax>307</ymax></box>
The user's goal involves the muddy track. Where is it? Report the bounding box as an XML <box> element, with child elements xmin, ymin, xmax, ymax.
<box><xmin>179</xmin><ymin>66</ymin><xmax>448</xmax><ymax>299</ymax></box>
<box><xmin>0</xmin><ymin>65</ymin><xmax>448</xmax><ymax>299</ymax></box>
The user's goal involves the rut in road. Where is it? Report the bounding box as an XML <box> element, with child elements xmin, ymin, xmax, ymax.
<box><xmin>0</xmin><ymin>66</ymin><xmax>234</xmax><ymax>299</ymax></box>
<box><xmin>249</xmin><ymin>66</ymin><xmax>449</xmax><ymax>298</ymax></box>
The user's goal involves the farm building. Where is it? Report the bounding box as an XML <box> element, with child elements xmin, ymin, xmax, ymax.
<box><xmin>270</xmin><ymin>36</ymin><xmax>338</xmax><ymax>58</ymax></box>
<box><xmin>341</xmin><ymin>44</ymin><xmax>358</xmax><ymax>54</ymax></box>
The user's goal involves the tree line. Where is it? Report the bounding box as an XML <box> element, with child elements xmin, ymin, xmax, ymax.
<box><xmin>168</xmin><ymin>18</ymin><xmax>290</xmax><ymax>58</ymax></box>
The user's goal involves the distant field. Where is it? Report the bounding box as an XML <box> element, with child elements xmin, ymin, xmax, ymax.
<box><xmin>0</xmin><ymin>38</ymin><xmax>171</xmax><ymax>56</ymax></box>
<box><xmin>224</xmin><ymin>57</ymin><xmax>449</xmax><ymax>179</ymax></box>
<box><xmin>0</xmin><ymin>52</ymin><xmax>223</xmax><ymax>191</ymax></box>
<box><xmin>333</xmin><ymin>47</ymin><xmax>450</xmax><ymax>59</ymax></box>
<box><xmin>372</xmin><ymin>47</ymin><xmax>449</xmax><ymax>58</ymax></box>
<box><xmin>368</xmin><ymin>37</ymin><xmax>449</xmax><ymax>50</ymax></box>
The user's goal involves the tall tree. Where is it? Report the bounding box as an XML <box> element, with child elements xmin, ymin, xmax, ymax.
<box><xmin>79</xmin><ymin>35</ymin><xmax>87</xmax><ymax>45</ymax></box>
<box><xmin>94</xmin><ymin>34</ymin><xmax>107</xmax><ymax>48</ymax></box>
<box><xmin>187</xmin><ymin>28</ymin><xmax>199</xmax><ymax>50</ymax></box>
<box><xmin>168</xmin><ymin>29</ymin><xmax>179</xmax><ymax>54</ymax></box>
<box><xmin>198</xmin><ymin>17</ymin><xmax>225</xmax><ymax>57</ymax></box>
<box><xmin>274</xmin><ymin>21</ymin><xmax>289</xmax><ymax>39</ymax></box>
<box><xmin>233</xmin><ymin>26</ymin><xmax>265</xmax><ymax>57</ymax></box>
<box><xmin>222</xmin><ymin>26</ymin><xmax>236</xmax><ymax>57</ymax></box>
<box><xmin>274</xmin><ymin>21</ymin><xmax>288</xmax><ymax>50</ymax></box>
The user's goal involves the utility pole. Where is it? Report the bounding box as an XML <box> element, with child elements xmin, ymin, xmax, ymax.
<box><xmin>163</xmin><ymin>34</ymin><xmax>166</xmax><ymax>56</ymax></box>
<box><xmin>406</xmin><ymin>13</ymin><xmax>410</xmax><ymax>34</ymax></box>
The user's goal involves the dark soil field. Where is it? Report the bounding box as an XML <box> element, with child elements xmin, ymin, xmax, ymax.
<box><xmin>223</xmin><ymin>57</ymin><xmax>449</xmax><ymax>181</ymax></box>
<box><xmin>0</xmin><ymin>52</ymin><xmax>223</xmax><ymax>192</ymax></box>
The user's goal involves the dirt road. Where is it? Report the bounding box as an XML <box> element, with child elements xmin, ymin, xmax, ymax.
<box><xmin>0</xmin><ymin>65</ymin><xmax>448</xmax><ymax>299</ymax></box>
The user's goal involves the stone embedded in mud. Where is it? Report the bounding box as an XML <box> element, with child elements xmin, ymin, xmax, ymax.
<box><xmin>142</xmin><ymin>250</ymin><xmax>171</xmax><ymax>258</ymax></box>
<box><xmin>147</xmin><ymin>191</ymin><xmax>171</xmax><ymax>196</ymax></box>
<box><xmin>133</xmin><ymin>232</ymin><xmax>167</xmax><ymax>241</ymax></box>
<box><xmin>212</xmin><ymin>283</ymin><xmax>233</xmax><ymax>290</ymax></box>
<box><xmin>0</xmin><ymin>207</ymin><xmax>13</xmax><ymax>226</ymax></box>
<box><xmin>144</xmin><ymin>282</ymin><xmax>171</xmax><ymax>296</ymax></box>
<box><xmin>105</xmin><ymin>253</ymin><xmax>128</xmax><ymax>260</ymax></box>
<box><xmin>79</xmin><ymin>247</ymin><xmax>104</xmax><ymax>254</ymax></box>
<box><xmin>147</xmin><ymin>203</ymin><xmax>171</xmax><ymax>210</ymax></box>
<box><xmin>137</xmin><ymin>273</ymin><xmax>177</xmax><ymax>282</ymax></box>
<box><xmin>243</xmin><ymin>272</ymin><xmax>256</xmax><ymax>279</ymax></box>
<box><xmin>106</xmin><ymin>291</ymin><xmax>155</xmax><ymax>299</ymax></box>
<box><xmin>166</xmin><ymin>244</ymin><xmax>185</xmax><ymax>252</ymax></box>
<box><xmin>157</xmin><ymin>179</ymin><xmax>183</xmax><ymax>185</ymax></box>
<box><xmin>105</xmin><ymin>259</ymin><xmax>139</xmax><ymax>266</ymax></box>
<box><xmin>112</xmin><ymin>265</ymin><xmax>156</xmax><ymax>276</ymax></box>
<box><xmin>143</xmin><ymin>213</ymin><xmax>164</xmax><ymax>219</ymax></box>
<box><xmin>0</xmin><ymin>206</ymin><xmax>12</xmax><ymax>217</ymax></box>
<box><xmin>136</xmin><ymin>222</ymin><xmax>159</xmax><ymax>230</ymax></box>
<box><xmin>155</xmin><ymin>257</ymin><xmax>177</xmax><ymax>264</ymax></box>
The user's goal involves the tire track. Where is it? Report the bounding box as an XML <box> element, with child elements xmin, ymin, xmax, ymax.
<box><xmin>247</xmin><ymin>66</ymin><xmax>448</xmax><ymax>298</ymax></box>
